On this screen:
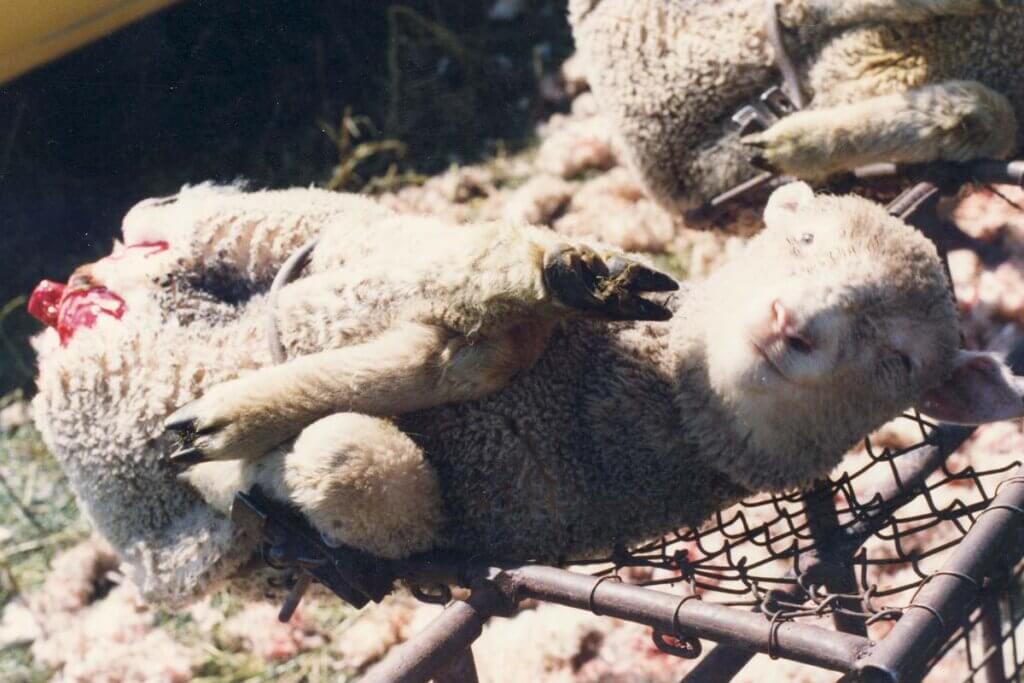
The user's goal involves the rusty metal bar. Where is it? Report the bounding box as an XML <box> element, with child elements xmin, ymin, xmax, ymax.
<box><xmin>682</xmin><ymin>644</ymin><xmax>757</xmax><ymax>683</ymax></box>
<box><xmin>854</xmin><ymin>465</ymin><xmax>1024</xmax><ymax>682</ymax></box>
<box><xmin>886</xmin><ymin>182</ymin><xmax>941</xmax><ymax>222</ymax></box>
<box><xmin>363</xmin><ymin>562</ymin><xmax>872</xmax><ymax>682</ymax></box>
<box><xmin>361</xmin><ymin>583</ymin><xmax>506</xmax><ymax>683</ymax></box>
<box><xmin>681</xmin><ymin>574</ymin><xmax>808</xmax><ymax>683</ymax></box>
<box><xmin>853</xmin><ymin>160</ymin><xmax>1024</xmax><ymax>188</ymax></box>
<box><xmin>432</xmin><ymin>646</ymin><xmax>481</xmax><ymax>683</ymax></box>
<box><xmin>978</xmin><ymin>591</ymin><xmax>1007</xmax><ymax>683</ymax></box>
<box><xmin>803</xmin><ymin>481</ymin><xmax>869</xmax><ymax>636</ymax></box>
<box><xmin>507</xmin><ymin>564</ymin><xmax>871</xmax><ymax>673</ymax></box>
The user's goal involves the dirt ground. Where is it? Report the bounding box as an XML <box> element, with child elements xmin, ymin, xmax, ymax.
<box><xmin>5</xmin><ymin>1</ymin><xmax>1024</xmax><ymax>681</ymax></box>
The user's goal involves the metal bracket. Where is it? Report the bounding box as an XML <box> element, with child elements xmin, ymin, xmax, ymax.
<box><xmin>232</xmin><ymin>487</ymin><xmax>396</xmax><ymax>619</ymax></box>
<box><xmin>730</xmin><ymin>85</ymin><xmax>799</xmax><ymax>137</ymax></box>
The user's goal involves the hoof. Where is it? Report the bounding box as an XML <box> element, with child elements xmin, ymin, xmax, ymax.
<box><xmin>543</xmin><ymin>244</ymin><xmax>678</xmax><ymax>322</ymax></box>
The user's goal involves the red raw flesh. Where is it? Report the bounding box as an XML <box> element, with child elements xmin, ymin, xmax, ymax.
<box><xmin>29</xmin><ymin>282</ymin><xmax>129</xmax><ymax>346</ymax></box>
<box><xmin>27</xmin><ymin>240</ymin><xmax>165</xmax><ymax>344</ymax></box>
<box><xmin>55</xmin><ymin>288</ymin><xmax>126</xmax><ymax>344</ymax></box>
<box><xmin>28</xmin><ymin>280</ymin><xmax>66</xmax><ymax>329</ymax></box>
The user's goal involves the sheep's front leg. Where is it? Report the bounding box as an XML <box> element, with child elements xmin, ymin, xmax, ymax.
<box><xmin>241</xmin><ymin>413</ymin><xmax>441</xmax><ymax>558</ymax></box>
<box><xmin>742</xmin><ymin>81</ymin><xmax>1016</xmax><ymax>181</ymax></box>
<box><xmin>787</xmin><ymin>0</ymin><xmax>1003</xmax><ymax>26</ymax></box>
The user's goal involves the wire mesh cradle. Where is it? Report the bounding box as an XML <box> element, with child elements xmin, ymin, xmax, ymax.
<box><xmin>232</xmin><ymin>161</ymin><xmax>1024</xmax><ymax>683</ymax></box>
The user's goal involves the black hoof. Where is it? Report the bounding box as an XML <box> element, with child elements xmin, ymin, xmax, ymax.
<box><xmin>169</xmin><ymin>446</ymin><xmax>209</xmax><ymax>469</ymax></box>
<box><xmin>544</xmin><ymin>245</ymin><xmax>678</xmax><ymax>322</ymax></box>
<box><xmin>164</xmin><ymin>405</ymin><xmax>199</xmax><ymax>433</ymax></box>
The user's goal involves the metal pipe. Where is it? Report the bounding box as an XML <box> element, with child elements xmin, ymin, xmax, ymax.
<box><xmin>854</xmin><ymin>465</ymin><xmax>1024</xmax><ymax>682</ymax></box>
<box><xmin>680</xmin><ymin>577</ymin><xmax>807</xmax><ymax>683</ymax></box>
<box><xmin>682</xmin><ymin>644</ymin><xmax>759</xmax><ymax>683</ymax></box>
<box><xmin>361</xmin><ymin>583</ymin><xmax>505</xmax><ymax>683</ymax></box>
<box><xmin>803</xmin><ymin>482</ymin><xmax>869</xmax><ymax>636</ymax></box>
<box><xmin>978</xmin><ymin>591</ymin><xmax>1007</xmax><ymax>683</ymax></box>
<box><xmin>509</xmin><ymin>564</ymin><xmax>871</xmax><ymax>673</ymax></box>
<box><xmin>852</xmin><ymin>160</ymin><xmax>1024</xmax><ymax>188</ymax></box>
<box><xmin>886</xmin><ymin>182</ymin><xmax>940</xmax><ymax>222</ymax></box>
<box><xmin>966</xmin><ymin>160</ymin><xmax>1024</xmax><ymax>187</ymax></box>
<box><xmin>432</xmin><ymin>646</ymin><xmax>481</xmax><ymax>683</ymax></box>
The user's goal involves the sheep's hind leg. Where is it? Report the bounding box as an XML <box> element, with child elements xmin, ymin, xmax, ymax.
<box><xmin>542</xmin><ymin>242</ymin><xmax>678</xmax><ymax>322</ymax></box>
<box><xmin>742</xmin><ymin>81</ymin><xmax>1017</xmax><ymax>181</ymax></box>
<box><xmin>243</xmin><ymin>413</ymin><xmax>441</xmax><ymax>559</ymax></box>
<box><xmin>164</xmin><ymin>239</ymin><xmax>677</xmax><ymax>466</ymax></box>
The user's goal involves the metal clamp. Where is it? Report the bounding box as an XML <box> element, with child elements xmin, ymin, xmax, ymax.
<box><xmin>413</xmin><ymin>583</ymin><xmax>454</xmax><ymax>605</ymax></box>
<box><xmin>652</xmin><ymin>628</ymin><xmax>703</xmax><ymax>659</ymax></box>
<box><xmin>588</xmin><ymin>574</ymin><xmax>623</xmax><ymax>616</ymax></box>
<box><xmin>731</xmin><ymin>85</ymin><xmax>799</xmax><ymax>136</ymax></box>
<box><xmin>902</xmin><ymin>602</ymin><xmax>947</xmax><ymax>634</ymax></box>
<box><xmin>767</xmin><ymin>610</ymin><xmax>786</xmax><ymax>660</ymax></box>
<box><xmin>231</xmin><ymin>487</ymin><xmax>397</xmax><ymax>617</ymax></box>
<box><xmin>911</xmin><ymin>571</ymin><xmax>980</xmax><ymax>600</ymax></box>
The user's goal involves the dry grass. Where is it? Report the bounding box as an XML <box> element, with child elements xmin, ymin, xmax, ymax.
<box><xmin>0</xmin><ymin>420</ymin><xmax>89</xmax><ymax>681</ymax></box>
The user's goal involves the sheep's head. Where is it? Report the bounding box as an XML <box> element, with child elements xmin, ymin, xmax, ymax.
<box><xmin>698</xmin><ymin>183</ymin><xmax>1024</xmax><ymax>490</ymax></box>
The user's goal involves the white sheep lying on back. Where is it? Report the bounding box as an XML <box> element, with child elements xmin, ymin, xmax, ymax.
<box><xmin>31</xmin><ymin>182</ymin><xmax>1024</xmax><ymax>605</ymax></box>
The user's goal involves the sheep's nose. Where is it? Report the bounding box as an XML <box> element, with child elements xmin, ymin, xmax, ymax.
<box><xmin>771</xmin><ymin>300</ymin><xmax>815</xmax><ymax>354</ymax></box>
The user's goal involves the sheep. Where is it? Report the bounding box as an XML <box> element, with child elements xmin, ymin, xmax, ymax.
<box><xmin>29</xmin><ymin>185</ymin><xmax>378</xmax><ymax>605</ymax></box>
<box><xmin>568</xmin><ymin>0</ymin><xmax>1024</xmax><ymax>217</ymax></box>
<box><xmin>31</xmin><ymin>182</ymin><xmax>1024</xmax><ymax>609</ymax></box>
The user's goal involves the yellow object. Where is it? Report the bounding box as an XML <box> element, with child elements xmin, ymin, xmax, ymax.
<box><xmin>0</xmin><ymin>0</ymin><xmax>182</xmax><ymax>85</ymax></box>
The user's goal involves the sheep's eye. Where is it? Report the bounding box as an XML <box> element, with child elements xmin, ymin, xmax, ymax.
<box><xmin>799</xmin><ymin>233</ymin><xmax>814</xmax><ymax>245</ymax></box>
<box><xmin>786</xmin><ymin>334</ymin><xmax>813</xmax><ymax>354</ymax></box>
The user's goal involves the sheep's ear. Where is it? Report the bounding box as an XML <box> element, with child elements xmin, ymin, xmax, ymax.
<box><xmin>916</xmin><ymin>351</ymin><xmax>1024</xmax><ymax>425</ymax></box>
<box><xmin>764</xmin><ymin>182</ymin><xmax>815</xmax><ymax>228</ymax></box>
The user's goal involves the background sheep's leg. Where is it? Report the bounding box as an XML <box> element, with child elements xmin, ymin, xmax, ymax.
<box><xmin>166</xmin><ymin>320</ymin><xmax>556</xmax><ymax>464</ymax></box>
<box><xmin>242</xmin><ymin>412</ymin><xmax>442</xmax><ymax>558</ymax></box>
<box><xmin>788</xmin><ymin>0</ymin><xmax>1003</xmax><ymax>26</ymax></box>
<box><xmin>743</xmin><ymin>80</ymin><xmax>1017</xmax><ymax>180</ymax></box>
